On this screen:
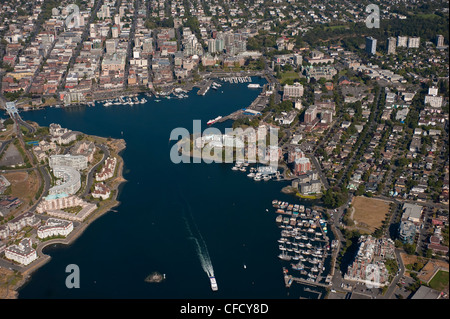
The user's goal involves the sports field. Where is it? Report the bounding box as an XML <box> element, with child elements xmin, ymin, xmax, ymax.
<box><xmin>351</xmin><ymin>196</ymin><xmax>391</xmax><ymax>233</ymax></box>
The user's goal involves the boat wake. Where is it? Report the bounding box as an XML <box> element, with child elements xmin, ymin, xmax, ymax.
<box><xmin>183</xmin><ymin>208</ymin><xmax>215</xmax><ymax>279</ymax></box>
<box><xmin>175</xmin><ymin>180</ymin><xmax>217</xmax><ymax>290</ymax></box>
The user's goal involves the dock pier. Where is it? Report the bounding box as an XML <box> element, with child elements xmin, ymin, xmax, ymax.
<box><xmin>291</xmin><ymin>276</ymin><xmax>330</xmax><ymax>289</ymax></box>
<box><xmin>197</xmin><ymin>80</ymin><xmax>212</xmax><ymax>96</ymax></box>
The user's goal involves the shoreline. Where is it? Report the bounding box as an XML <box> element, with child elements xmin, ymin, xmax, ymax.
<box><xmin>8</xmin><ymin>134</ymin><xmax>127</xmax><ymax>299</ymax></box>
<box><xmin>13</xmin><ymin>72</ymin><xmax>266</xmax><ymax>111</ymax></box>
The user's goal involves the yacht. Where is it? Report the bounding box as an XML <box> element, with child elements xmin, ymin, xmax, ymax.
<box><xmin>209</xmin><ymin>276</ymin><xmax>218</xmax><ymax>291</ymax></box>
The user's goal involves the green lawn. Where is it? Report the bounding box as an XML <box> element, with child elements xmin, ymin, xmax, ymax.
<box><xmin>428</xmin><ymin>270</ymin><xmax>449</xmax><ymax>291</ymax></box>
<box><xmin>280</xmin><ymin>71</ymin><xmax>300</xmax><ymax>84</ymax></box>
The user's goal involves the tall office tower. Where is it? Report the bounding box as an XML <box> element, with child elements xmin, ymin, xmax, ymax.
<box><xmin>304</xmin><ymin>105</ymin><xmax>318</xmax><ymax>123</ymax></box>
<box><xmin>208</xmin><ymin>38</ymin><xmax>216</xmax><ymax>53</ymax></box>
<box><xmin>387</xmin><ymin>37</ymin><xmax>396</xmax><ymax>55</ymax></box>
<box><xmin>436</xmin><ymin>34</ymin><xmax>444</xmax><ymax>47</ymax></box>
<box><xmin>408</xmin><ymin>37</ymin><xmax>420</xmax><ymax>48</ymax></box>
<box><xmin>215</xmin><ymin>37</ymin><xmax>224</xmax><ymax>52</ymax></box>
<box><xmin>397</xmin><ymin>36</ymin><xmax>408</xmax><ymax>47</ymax></box>
<box><xmin>365</xmin><ymin>36</ymin><xmax>377</xmax><ymax>55</ymax></box>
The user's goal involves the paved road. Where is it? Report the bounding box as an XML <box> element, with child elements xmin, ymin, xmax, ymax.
<box><xmin>16</xmin><ymin>117</ymin><xmax>36</xmax><ymax>135</ymax></box>
<box><xmin>309</xmin><ymin>154</ymin><xmax>330</xmax><ymax>190</ymax></box>
<box><xmin>124</xmin><ymin>0</ymin><xmax>139</xmax><ymax>88</ymax></box>
<box><xmin>59</xmin><ymin>0</ymin><xmax>104</xmax><ymax>90</ymax></box>
<box><xmin>384</xmin><ymin>248</ymin><xmax>406</xmax><ymax>299</ymax></box>
<box><xmin>82</xmin><ymin>143</ymin><xmax>109</xmax><ymax>197</ymax></box>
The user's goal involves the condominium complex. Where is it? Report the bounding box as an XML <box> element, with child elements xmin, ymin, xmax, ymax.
<box><xmin>49</xmin><ymin>154</ymin><xmax>88</xmax><ymax>170</ymax></box>
<box><xmin>366</xmin><ymin>37</ymin><xmax>377</xmax><ymax>55</ymax></box>
<box><xmin>408</xmin><ymin>37</ymin><xmax>420</xmax><ymax>49</ymax></box>
<box><xmin>304</xmin><ymin>105</ymin><xmax>318</xmax><ymax>124</ymax></box>
<box><xmin>37</xmin><ymin>218</ymin><xmax>74</xmax><ymax>239</ymax></box>
<box><xmin>5</xmin><ymin>238</ymin><xmax>37</xmax><ymax>266</ymax></box>
<box><xmin>387</xmin><ymin>37</ymin><xmax>396</xmax><ymax>55</ymax></box>
<box><xmin>283</xmin><ymin>83</ymin><xmax>304</xmax><ymax>100</ymax></box>
<box><xmin>95</xmin><ymin>157</ymin><xmax>117</xmax><ymax>181</ymax></box>
<box><xmin>344</xmin><ymin>236</ymin><xmax>395</xmax><ymax>287</ymax></box>
<box><xmin>48</xmin><ymin>166</ymin><xmax>81</xmax><ymax>196</ymax></box>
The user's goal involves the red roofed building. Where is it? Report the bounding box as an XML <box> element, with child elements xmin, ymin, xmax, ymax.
<box><xmin>3</xmin><ymin>56</ymin><xmax>15</xmax><ymax>67</ymax></box>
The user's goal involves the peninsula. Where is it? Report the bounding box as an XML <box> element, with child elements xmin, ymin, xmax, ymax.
<box><xmin>0</xmin><ymin>117</ymin><xmax>126</xmax><ymax>299</ymax></box>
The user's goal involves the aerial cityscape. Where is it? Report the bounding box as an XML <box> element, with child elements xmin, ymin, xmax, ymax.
<box><xmin>0</xmin><ymin>0</ymin><xmax>448</xmax><ymax>305</ymax></box>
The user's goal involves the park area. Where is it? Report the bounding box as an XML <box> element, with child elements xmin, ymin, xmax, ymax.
<box><xmin>428</xmin><ymin>270</ymin><xmax>449</xmax><ymax>291</ymax></box>
<box><xmin>2</xmin><ymin>171</ymin><xmax>40</xmax><ymax>206</ymax></box>
<box><xmin>350</xmin><ymin>196</ymin><xmax>391</xmax><ymax>234</ymax></box>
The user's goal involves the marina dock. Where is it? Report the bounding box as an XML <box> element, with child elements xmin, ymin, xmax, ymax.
<box><xmin>197</xmin><ymin>80</ymin><xmax>213</xmax><ymax>96</ymax></box>
<box><xmin>273</xmin><ymin>200</ymin><xmax>332</xmax><ymax>291</ymax></box>
<box><xmin>216</xmin><ymin>109</ymin><xmax>244</xmax><ymax>123</ymax></box>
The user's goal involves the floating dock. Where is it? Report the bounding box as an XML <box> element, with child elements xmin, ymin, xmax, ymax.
<box><xmin>197</xmin><ymin>80</ymin><xmax>212</xmax><ymax>96</ymax></box>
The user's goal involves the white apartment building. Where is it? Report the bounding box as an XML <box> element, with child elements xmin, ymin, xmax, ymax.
<box><xmin>5</xmin><ymin>238</ymin><xmax>37</xmax><ymax>266</ymax></box>
<box><xmin>408</xmin><ymin>37</ymin><xmax>420</xmax><ymax>48</ymax></box>
<box><xmin>283</xmin><ymin>83</ymin><xmax>304</xmax><ymax>99</ymax></box>
<box><xmin>37</xmin><ymin>218</ymin><xmax>74</xmax><ymax>239</ymax></box>
<box><xmin>48</xmin><ymin>166</ymin><xmax>81</xmax><ymax>196</ymax></box>
<box><xmin>95</xmin><ymin>157</ymin><xmax>117</xmax><ymax>181</ymax></box>
<box><xmin>50</xmin><ymin>154</ymin><xmax>88</xmax><ymax>170</ymax></box>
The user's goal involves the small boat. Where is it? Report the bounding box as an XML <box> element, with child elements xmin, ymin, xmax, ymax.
<box><xmin>278</xmin><ymin>254</ymin><xmax>292</xmax><ymax>261</ymax></box>
<box><xmin>209</xmin><ymin>276</ymin><xmax>218</xmax><ymax>291</ymax></box>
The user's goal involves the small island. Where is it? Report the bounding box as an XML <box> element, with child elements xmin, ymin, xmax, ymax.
<box><xmin>144</xmin><ymin>272</ymin><xmax>166</xmax><ymax>284</ymax></box>
<box><xmin>0</xmin><ymin>118</ymin><xmax>126</xmax><ymax>298</ymax></box>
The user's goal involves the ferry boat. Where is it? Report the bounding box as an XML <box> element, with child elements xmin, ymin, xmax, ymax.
<box><xmin>248</xmin><ymin>83</ymin><xmax>261</xmax><ymax>89</ymax></box>
<box><xmin>209</xmin><ymin>276</ymin><xmax>218</xmax><ymax>291</ymax></box>
<box><xmin>207</xmin><ymin>116</ymin><xmax>222</xmax><ymax>125</ymax></box>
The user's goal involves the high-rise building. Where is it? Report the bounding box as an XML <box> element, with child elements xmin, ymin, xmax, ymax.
<box><xmin>321</xmin><ymin>110</ymin><xmax>333</xmax><ymax>124</ymax></box>
<box><xmin>216</xmin><ymin>37</ymin><xmax>224</xmax><ymax>52</ymax></box>
<box><xmin>304</xmin><ymin>105</ymin><xmax>318</xmax><ymax>124</ymax></box>
<box><xmin>111</xmin><ymin>25</ymin><xmax>119</xmax><ymax>38</ymax></box>
<box><xmin>294</xmin><ymin>157</ymin><xmax>311</xmax><ymax>175</ymax></box>
<box><xmin>294</xmin><ymin>54</ymin><xmax>303</xmax><ymax>66</ymax></box>
<box><xmin>105</xmin><ymin>39</ymin><xmax>117</xmax><ymax>54</ymax></box>
<box><xmin>208</xmin><ymin>39</ymin><xmax>216</xmax><ymax>53</ymax></box>
<box><xmin>397</xmin><ymin>36</ymin><xmax>408</xmax><ymax>47</ymax></box>
<box><xmin>387</xmin><ymin>37</ymin><xmax>396</xmax><ymax>55</ymax></box>
<box><xmin>436</xmin><ymin>34</ymin><xmax>445</xmax><ymax>47</ymax></box>
<box><xmin>142</xmin><ymin>38</ymin><xmax>153</xmax><ymax>53</ymax></box>
<box><xmin>283</xmin><ymin>83</ymin><xmax>304</xmax><ymax>100</ymax></box>
<box><xmin>288</xmin><ymin>148</ymin><xmax>305</xmax><ymax>163</ymax></box>
<box><xmin>365</xmin><ymin>37</ymin><xmax>377</xmax><ymax>55</ymax></box>
<box><xmin>114</xmin><ymin>14</ymin><xmax>120</xmax><ymax>26</ymax></box>
<box><xmin>408</xmin><ymin>37</ymin><xmax>420</xmax><ymax>48</ymax></box>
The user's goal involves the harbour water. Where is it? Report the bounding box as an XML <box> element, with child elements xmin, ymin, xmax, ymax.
<box><xmin>11</xmin><ymin>77</ymin><xmax>326</xmax><ymax>299</ymax></box>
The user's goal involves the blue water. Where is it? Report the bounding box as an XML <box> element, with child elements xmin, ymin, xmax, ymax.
<box><xmin>12</xmin><ymin>77</ymin><xmax>325</xmax><ymax>298</ymax></box>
